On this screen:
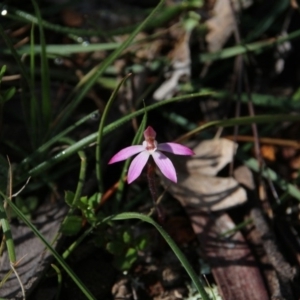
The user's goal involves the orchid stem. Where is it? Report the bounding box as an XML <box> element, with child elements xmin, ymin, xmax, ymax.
<box><xmin>147</xmin><ymin>161</ymin><xmax>165</xmax><ymax>223</ymax></box>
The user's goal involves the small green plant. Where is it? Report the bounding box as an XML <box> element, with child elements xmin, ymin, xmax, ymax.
<box><xmin>105</xmin><ymin>227</ymin><xmax>149</xmax><ymax>270</ymax></box>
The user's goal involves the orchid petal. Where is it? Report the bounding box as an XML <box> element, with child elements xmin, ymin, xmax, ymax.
<box><xmin>157</xmin><ymin>142</ymin><xmax>194</xmax><ymax>156</ymax></box>
<box><xmin>108</xmin><ymin>145</ymin><xmax>145</xmax><ymax>164</ymax></box>
<box><xmin>152</xmin><ymin>151</ymin><xmax>177</xmax><ymax>182</ymax></box>
<box><xmin>144</xmin><ymin>126</ymin><xmax>156</xmax><ymax>139</ymax></box>
<box><xmin>127</xmin><ymin>151</ymin><xmax>150</xmax><ymax>183</ymax></box>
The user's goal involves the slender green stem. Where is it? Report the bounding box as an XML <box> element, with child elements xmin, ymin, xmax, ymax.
<box><xmin>62</xmin><ymin>226</ymin><xmax>94</xmax><ymax>260</ymax></box>
<box><xmin>146</xmin><ymin>161</ymin><xmax>164</xmax><ymax>222</ymax></box>
<box><xmin>51</xmin><ymin>264</ymin><xmax>63</xmax><ymax>300</ymax></box>
<box><xmin>58</xmin><ymin>137</ymin><xmax>87</xmax><ymax>211</ymax></box>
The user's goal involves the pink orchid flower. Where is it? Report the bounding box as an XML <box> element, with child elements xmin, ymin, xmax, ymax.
<box><xmin>108</xmin><ymin>126</ymin><xmax>194</xmax><ymax>183</ymax></box>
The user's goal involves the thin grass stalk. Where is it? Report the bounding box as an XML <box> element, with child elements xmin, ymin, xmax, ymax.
<box><xmin>95</xmin><ymin>74</ymin><xmax>131</xmax><ymax>194</ymax></box>
<box><xmin>58</xmin><ymin>137</ymin><xmax>87</xmax><ymax>211</ymax></box>
<box><xmin>32</xmin><ymin>0</ymin><xmax>52</xmax><ymax>141</ymax></box>
<box><xmin>29</xmin><ymin>23</ymin><xmax>38</xmax><ymax>148</ymax></box>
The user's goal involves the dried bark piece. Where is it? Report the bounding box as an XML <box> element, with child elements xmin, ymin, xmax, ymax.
<box><xmin>251</xmin><ymin>208</ymin><xmax>296</xmax><ymax>282</ymax></box>
<box><xmin>0</xmin><ymin>198</ymin><xmax>67</xmax><ymax>299</ymax></box>
<box><xmin>187</xmin><ymin>208</ymin><xmax>269</xmax><ymax>300</ymax></box>
<box><xmin>245</xmin><ymin>217</ymin><xmax>289</xmax><ymax>300</ymax></box>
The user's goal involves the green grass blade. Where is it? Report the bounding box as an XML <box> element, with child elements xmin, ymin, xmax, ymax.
<box><xmin>29</xmin><ymin>23</ymin><xmax>38</xmax><ymax>148</ymax></box>
<box><xmin>9</xmin><ymin>43</ymin><xmax>121</xmax><ymax>56</ymax></box>
<box><xmin>31</xmin><ymin>0</ymin><xmax>51</xmax><ymax>138</ymax></box>
<box><xmin>200</xmin><ymin>28</ymin><xmax>300</xmax><ymax>62</ymax></box>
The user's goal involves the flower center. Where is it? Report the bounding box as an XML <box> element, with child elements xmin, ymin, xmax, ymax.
<box><xmin>143</xmin><ymin>139</ymin><xmax>157</xmax><ymax>153</ymax></box>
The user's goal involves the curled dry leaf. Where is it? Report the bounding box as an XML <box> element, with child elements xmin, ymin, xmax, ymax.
<box><xmin>234</xmin><ymin>165</ymin><xmax>255</xmax><ymax>190</ymax></box>
<box><xmin>160</xmin><ymin>138</ymin><xmax>247</xmax><ymax>211</ymax></box>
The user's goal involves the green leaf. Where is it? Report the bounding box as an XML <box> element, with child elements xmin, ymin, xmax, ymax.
<box><xmin>0</xmin><ymin>65</ymin><xmax>6</xmax><ymax>78</ymax></box>
<box><xmin>60</xmin><ymin>215</ymin><xmax>82</xmax><ymax>236</ymax></box>
<box><xmin>77</xmin><ymin>196</ymin><xmax>89</xmax><ymax>210</ymax></box>
<box><xmin>2</xmin><ymin>87</ymin><xmax>16</xmax><ymax>102</ymax></box>
<box><xmin>114</xmin><ymin>248</ymin><xmax>138</xmax><ymax>271</ymax></box>
<box><xmin>83</xmin><ymin>208</ymin><xmax>97</xmax><ymax>225</ymax></box>
<box><xmin>64</xmin><ymin>191</ymin><xmax>75</xmax><ymax>207</ymax></box>
<box><xmin>136</xmin><ymin>235</ymin><xmax>148</xmax><ymax>251</ymax></box>
<box><xmin>123</xmin><ymin>230</ymin><xmax>132</xmax><ymax>244</ymax></box>
<box><xmin>106</xmin><ymin>241</ymin><xmax>125</xmax><ymax>256</ymax></box>
<box><xmin>88</xmin><ymin>193</ymin><xmax>101</xmax><ymax>209</ymax></box>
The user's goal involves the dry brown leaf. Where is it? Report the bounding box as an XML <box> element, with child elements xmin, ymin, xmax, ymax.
<box><xmin>186</xmin><ymin>138</ymin><xmax>237</xmax><ymax>176</ymax></box>
<box><xmin>160</xmin><ymin>138</ymin><xmax>247</xmax><ymax>211</ymax></box>
<box><xmin>205</xmin><ymin>0</ymin><xmax>252</xmax><ymax>53</ymax></box>
<box><xmin>234</xmin><ymin>165</ymin><xmax>255</xmax><ymax>190</ymax></box>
